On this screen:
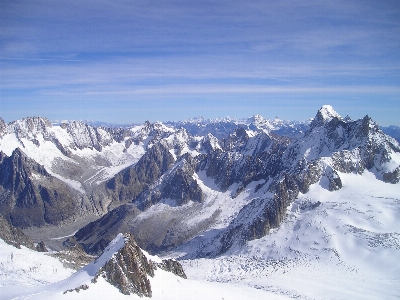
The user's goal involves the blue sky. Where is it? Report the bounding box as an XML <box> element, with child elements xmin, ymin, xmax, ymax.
<box><xmin>1</xmin><ymin>1</ymin><xmax>399</xmax><ymax>125</ymax></box>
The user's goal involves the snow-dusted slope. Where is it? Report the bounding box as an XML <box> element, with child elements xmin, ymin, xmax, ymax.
<box><xmin>0</xmin><ymin>117</ymin><xmax>151</xmax><ymax>189</ymax></box>
<box><xmin>0</xmin><ymin>234</ymin><xmax>290</xmax><ymax>300</ymax></box>
<box><xmin>182</xmin><ymin>171</ymin><xmax>400</xmax><ymax>299</ymax></box>
<box><xmin>0</xmin><ymin>239</ymin><xmax>74</xmax><ymax>288</ymax></box>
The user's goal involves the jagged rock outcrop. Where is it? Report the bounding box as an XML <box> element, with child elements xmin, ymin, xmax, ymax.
<box><xmin>106</xmin><ymin>143</ymin><xmax>175</xmax><ymax>205</ymax></box>
<box><xmin>154</xmin><ymin>259</ymin><xmax>187</xmax><ymax>279</ymax></box>
<box><xmin>35</xmin><ymin>240</ymin><xmax>48</xmax><ymax>252</ymax></box>
<box><xmin>94</xmin><ymin>233</ymin><xmax>186</xmax><ymax>296</ymax></box>
<box><xmin>383</xmin><ymin>166</ymin><xmax>400</xmax><ymax>184</ymax></box>
<box><xmin>136</xmin><ymin>155</ymin><xmax>203</xmax><ymax>210</ymax></box>
<box><xmin>198</xmin><ymin>128</ymin><xmax>289</xmax><ymax>192</ymax></box>
<box><xmin>0</xmin><ymin>148</ymin><xmax>79</xmax><ymax>227</ymax></box>
<box><xmin>0</xmin><ymin>214</ymin><xmax>36</xmax><ymax>250</ymax></box>
<box><xmin>215</xmin><ymin>174</ymin><xmax>299</xmax><ymax>255</ymax></box>
<box><xmin>66</xmin><ymin>121</ymin><xmax>114</xmax><ymax>151</ymax></box>
<box><xmin>97</xmin><ymin>233</ymin><xmax>154</xmax><ymax>296</ymax></box>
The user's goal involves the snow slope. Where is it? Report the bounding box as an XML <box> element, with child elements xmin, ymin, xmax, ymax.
<box><xmin>2</xmin><ymin>172</ymin><xmax>398</xmax><ymax>299</ymax></box>
<box><xmin>0</xmin><ymin>239</ymin><xmax>75</xmax><ymax>288</ymax></box>
<box><xmin>181</xmin><ymin>171</ymin><xmax>400</xmax><ymax>299</ymax></box>
<box><xmin>0</xmin><ymin>234</ymin><xmax>290</xmax><ymax>300</ymax></box>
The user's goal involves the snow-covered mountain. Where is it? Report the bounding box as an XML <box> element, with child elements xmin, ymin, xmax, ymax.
<box><xmin>166</xmin><ymin>114</ymin><xmax>310</xmax><ymax>139</ymax></box>
<box><xmin>69</xmin><ymin>106</ymin><xmax>400</xmax><ymax>259</ymax></box>
<box><xmin>0</xmin><ymin>106</ymin><xmax>399</xmax><ymax>298</ymax></box>
<box><xmin>182</xmin><ymin>171</ymin><xmax>400</xmax><ymax>299</ymax></box>
<box><xmin>0</xmin><ymin>113</ymin><xmax>307</xmax><ymax>229</ymax></box>
<box><xmin>381</xmin><ymin>125</ymin><xmax>400</xmax><ymax>143</ymax></box>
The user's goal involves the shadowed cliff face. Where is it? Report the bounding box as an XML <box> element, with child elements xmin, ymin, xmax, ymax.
<box><xmin>0</xmin><ymin>148</ymin><xmax>79</xmax><ymax>228</ymax></box>
<box><xmin>0</xmin><ymin>214</ymin><xmax>36</xmax><ymax>250</ymax></box>
<box><xmin>105</xmin><ymin>143</ymin><xmax>175</xmax><ymax>206</ymax></box>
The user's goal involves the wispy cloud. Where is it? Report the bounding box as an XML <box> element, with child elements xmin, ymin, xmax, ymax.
<box><xmin>1</xmin><ymin>0</ymin><xmax>399</xmax><ymax>124</ymax></box>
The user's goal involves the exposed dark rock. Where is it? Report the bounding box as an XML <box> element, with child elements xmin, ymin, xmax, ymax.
<box><xmin>154</xmin><ymin>259</ymin><xmax>187</xmax><ymax>279</ymax></box>
<box><xmin>93</xmin><ymin>233</ymin><xmax>186</xmax><ymax>296</ymax></box>
<box><xmin>0</xmin><ymin>148</ymin><xmax>79</xmax><ymax>228</ymax></box>
<box><xmin>215</xmin><ymin>174</ymin><xmax>300</xmax><ymax>255</ymax></box>
<box><xmin>198</xmin><ymin>130</ymin><xmax>289</xmax><ymax>192</ymax></box>
<box><xmin>300</xmin><ymin>200</ymin><xmax>321</xmax><ymax>211</ymax></box>
<box><xmin>63</xmin><ymin>284</ymin><xmax>89</xmax><ymax>294</ymax></box>
<box><xmin>383</xmin><ymin>166</ymin><xmax>400</xmax><ymax>184</ymax></box>
<box><xmin>0</xmin><ymin>214</ymin><xmax>36</xmax><ymax>250</ymax></box>
<box><xmin>136</xmin><ymin>155</ymin><xmax>203</xmax><ymax>210</ymax></box>
<box><xmin>74</xmin><ymin>204</ymin><xmax>140</xmax><ymax>255</ymax></box>
<box><xmin>106</xmin><ymin>143</ymin><xmax>175</xmax><ymax>205</ymax></box>
<box><xmin>96</xmin><ymin>233</ymin><xmax>154</xmax><ymax>296</ymax></box>
<box><xmin>325</xmin><ymin>168</ymin><xmax>343</xmax><ymax>191</ymax></box>
<box><xmin>0</xmin><ymin>118</ymin><xmax>6</xmax><ymax>137</ymax></box>
<box><xmin>36</xmin><ymin>240</ymin><xmax>48</xmax><ymax>252</ymax></box>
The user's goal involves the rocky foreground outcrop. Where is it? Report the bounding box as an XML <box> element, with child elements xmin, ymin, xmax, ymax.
<box><xmin>0</xmin><ymin>214</ymin><xmax>37</xmax><ymax>250</ymax></box>
<box><xmin>94</xmin><ymin>233</ymin><xmax>186</xmax><ymax>297</ymax></box>
<box><xmin>0</xmin><ymin>213</ymin><xmax>48</xmax><ymax>253</ymax></box>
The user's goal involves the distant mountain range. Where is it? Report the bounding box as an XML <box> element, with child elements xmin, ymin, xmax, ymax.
<box><xmin>0</xmin><ymin>105</ymin><xmax>399</xmax><ymax>299</ymax></box>
<box><xmin>53</xmin><ymin>115</ymin><xmax>400</xmax><ymax>143</ymax></box>
<box><xmin>0</xmin><ymin>105</ymin><xmax>398</xmax><ymax>252</ymax></box>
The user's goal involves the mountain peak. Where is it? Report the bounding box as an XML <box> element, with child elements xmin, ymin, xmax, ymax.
<box><xmin>319</xmin><ymin>105</ymin><xmax>341</xmax><ymax>120</ymax></box>
<box><xmin>310</xmin><ymin>105</ymin><xmax>342</xmax><ymax>128</ymax></box>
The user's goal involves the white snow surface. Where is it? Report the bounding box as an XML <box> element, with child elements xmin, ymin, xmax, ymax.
<box><xmin>0</xmin><ymin>233</ymin><xmax>289</xmax><ymax>300</ymax></box>
<box><xmin>181</xmin><ymin>171</ymin><xmax>400</xmax><ymax>299</ymax></box>
<box><xmin>0</xmin><ymin>239</ymin><xmax>75</xmax><ymax>288</ymax></box>
<box><xmin>318</xmin><ymin>104</ymin><xmax>341</xmax><ymax>121</ymax></box>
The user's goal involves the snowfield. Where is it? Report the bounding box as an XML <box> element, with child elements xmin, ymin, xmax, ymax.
<box><xmin>1</xmin><ymin>171</ymin><xmax>399</xmax><ymax>299</ymax></box>
<box><xmin>0</xmin><ymin>234</ymin><xmax>289</xmax><ymax>300</ymax></box>
<box><xmin>182</xmin><ymin>171</ymin><xmax>400</xmax><ymax>299</ymax></box>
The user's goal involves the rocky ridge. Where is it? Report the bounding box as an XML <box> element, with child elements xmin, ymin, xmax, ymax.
<box><xmin>93</xmin><ymin>233</ymin><xmax>186</xmax><ymax>296</ymax></box>
<box><xmin>0</xmin><ymin>106</ymin><xmax>399</xmax><ymax>259</ymax></box>
<box><xmin>73</xmin><ymin>106</ymin><xmax>400</xmax><ymax>258</ymax></box>
<box><xmin>0</xmin><ymin>148</ymin><xmax>82</xmax><ymax>227</ymax></box>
